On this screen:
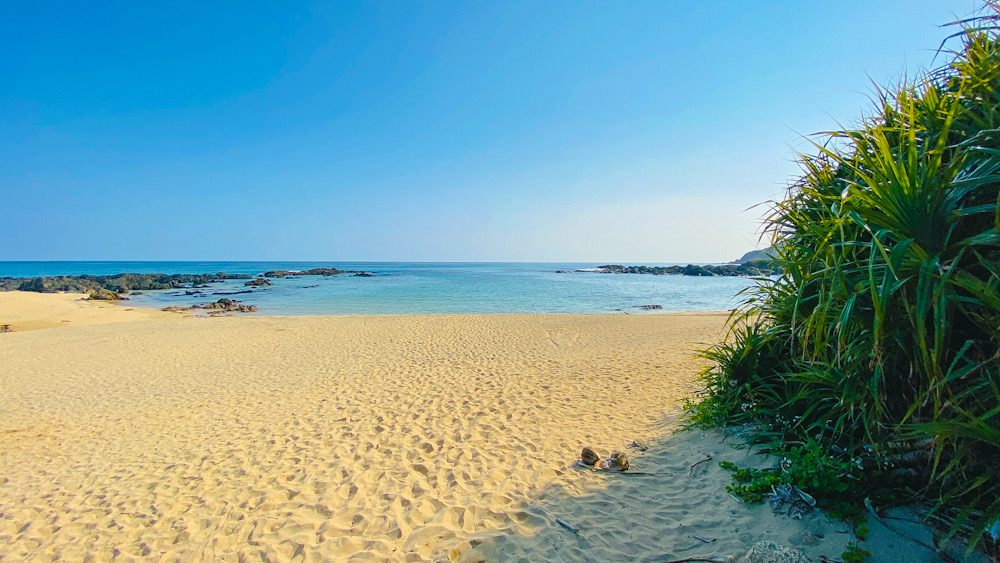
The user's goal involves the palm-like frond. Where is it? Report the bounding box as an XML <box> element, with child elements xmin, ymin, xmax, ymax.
<box><xmin>690</xmin><ymin>3</ymin><xmax>1000</xmax><ymax>551</ymax></box>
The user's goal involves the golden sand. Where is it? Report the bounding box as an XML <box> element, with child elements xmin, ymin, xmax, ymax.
<box><xmin>0</xmin><ymin>291</ymin><xmax>177</xmax><ymax>332</ymax></box>
<box><xmin>0</xmin><ymin>293</ymin><xmax>942</xmax><ymax>561</ymax></box>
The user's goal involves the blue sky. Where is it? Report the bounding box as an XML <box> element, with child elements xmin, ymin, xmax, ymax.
<box><xmin>0</xmin><ymin>1</ymin><xmax>982</xmax><ymax>262</ymax></box>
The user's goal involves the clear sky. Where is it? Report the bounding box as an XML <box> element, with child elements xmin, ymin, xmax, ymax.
<box><xmin>0</xmin><ymin>1</ymin><xmax>982</xmax><ymax>262</ymax></box>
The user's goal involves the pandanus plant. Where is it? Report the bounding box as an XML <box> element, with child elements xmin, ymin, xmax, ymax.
<box><xmin>691</xmin><ymin>2</ymin><xmax>1000</xmax><ymax>551</ymax></box>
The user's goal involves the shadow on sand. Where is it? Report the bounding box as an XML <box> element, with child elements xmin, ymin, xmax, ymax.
<box><xmin>449</xmin><ymin>418</ymin><xmax>955</xmax><ymax>563</ymax></box>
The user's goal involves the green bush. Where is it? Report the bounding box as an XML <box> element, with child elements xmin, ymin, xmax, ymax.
<box><xmin>688</xmin><ymin>3</ymin><xmax>1000</xmax><ymax>550</ymax></box>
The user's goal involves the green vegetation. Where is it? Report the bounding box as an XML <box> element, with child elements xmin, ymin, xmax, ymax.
<box><xmin>717</xmin><ymin>438</ymin><xmax>867</xmax><ymax>505</ymax></box>
<box><xmin>686</xmin><ymin>4</ymin><xmax>1000</xmax><ymax>555</ymax></box>
<box><xmin>593</xmin><ymin>261</ymin><xmax>781</xmax><ymax>276</ymax></box>
<box><xmin>0</xmin><ymin>273</ymin><xmax>252</xmax><ymax>294</ymax></box>
<box><xmin>717</xmin><ymin>440</ymin><xmax>874</xmax><ymax>562</ymax></box>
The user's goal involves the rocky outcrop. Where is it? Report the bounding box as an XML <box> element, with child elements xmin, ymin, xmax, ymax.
<box><xmin>17</xmin><ymin>278</ymin><xmax>50</xmax><ymax>293</ymax></box>
<box><xmin>1</xmin><ymin>273</ymin><xmax>252</xmax><ymax>294</ymax></box>
<box><xmin>161</xmin><ymin>298</ymin><xmax>258</xmax><ymax>314</ymax></box>
<box><xmin>88</xmin><ymin>289</ymin><xmax>126</xmax><ymax>301</ymax></box>
<box><xmin>244</xmin><ymin>278</ymin><xmax>273</xmax><ymax>287</ymax></box>
<box><xmin>585</xmin><ymin>262</ymin><xmax>782</xmax><ymax>277</ymax></box>
<box><xmin>200</xmin><ymin>298</ymin><xmax>258</xmax><ymax>312</ymax></box>
<box><xmin>263</xmin><ymin>268</ymin><xmax>341</xmax><ymax>277</ymax></box>
<box><xmin>262</xmin><ymin>267</ymin><xmax>374</xmax><ymax>277</ymax></box>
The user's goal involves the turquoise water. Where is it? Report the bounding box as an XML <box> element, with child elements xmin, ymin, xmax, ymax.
<box><xmin>0</xmin><ymin>262</ymin><xmax>757</xmax><ymax>315</ymax></box>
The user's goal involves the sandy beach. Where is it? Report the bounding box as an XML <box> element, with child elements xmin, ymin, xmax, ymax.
<box><xmin>0</xmin><ymin>293</ymin><xmax>949</xmax><ymax>561</ymax></box>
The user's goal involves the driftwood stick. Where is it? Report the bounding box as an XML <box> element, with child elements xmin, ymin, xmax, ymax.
<box><xmin>556</xmin><ymin>518</ymin><xmax>580</xmax><ymax>535</ymax></box>
<box><xmin>689</xmin><ymin>454</ymin><xmax>712</xmax><ymax>475</ymax></box>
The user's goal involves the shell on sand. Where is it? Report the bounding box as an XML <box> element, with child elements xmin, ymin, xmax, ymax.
<box><xmin>581</xmin><ymin>447</ymin><xmax>600</xmax><ymax>466</ymax></box>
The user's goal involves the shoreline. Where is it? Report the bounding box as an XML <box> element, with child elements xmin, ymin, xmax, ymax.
<box><xmin>0</xmin><ymin>294</ymin><xmax>951</xmax><ymax>561</ymax></box>
<box><xmin>0</xmin><ymin>290</ymin><xmax>733</xmax><ymax>332</ymax></box>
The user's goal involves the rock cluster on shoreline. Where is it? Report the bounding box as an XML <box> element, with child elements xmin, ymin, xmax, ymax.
<box><xmin>0</xmin><ymin>273</ymin><xmax>252</xmax><ymax>294</ymax></box>
<box><xmin>87</xmin><ymin>288</ymin><xmax>126</xmax><ymax>301</ymax></box>
<box><xmin>162</xmin><ymin>298</ymin><xmax>258</xmax><ymax>314</ymax></box>
<box><xmin>0</xmin><ymin>267</ymin><xmax>376</xmax><ymax>296</ymax></box>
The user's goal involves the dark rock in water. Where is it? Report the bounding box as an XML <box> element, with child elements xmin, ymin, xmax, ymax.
<box><xmin>682</xmin><ymin>264</ymin><xmax>714</xmax><ymax>276</ymax></box>
<box><xmin>212</xmin><ymin>290</ymin><xmax>254</xmax><ymax>295</ymax></box>
<box><xmin>353</xmin><ymin>272</ymin><xmax>374</xmax><ymax>277</ymax></box>
<box><xmin>634</xmin><ymin>304</ymin><xmax>662</xmax><ymax>310</ymax></box>
<box><xmin>244</xmin><ymin>278</ymin><xmax>273</xmax><ymax>287</ymax></box>
<box><xmin>262</xmin><ymin>267</ymin><xmax>374</xmax><ymax>277</ymax></box>
<box><xmin>554</xmin><ymin>270</ymin><xmax>569</xmax><ymax>273</ymax></box>
<box><xmin>581</xmin><ymin>447</ymin><xmax>600</xmax><ymax>466</ymax></box>
<box><xmin>89</xmin><ymin>288</ymin><xmax>126</xmax><ymax>301</ymax></box>
<box><xmin>587</xmin><ymin>262</ymin><xmax>782</xmax><ymax>276</ymax></box>
<box><xmin>131</xmin><ymin>291</ymin><xmax>143</xmax><ymax>295</ymax></box>
<box><xmin>184</xmin><ymin>290</ymin><xmax>202</xmax><ymax>296</ymax></box>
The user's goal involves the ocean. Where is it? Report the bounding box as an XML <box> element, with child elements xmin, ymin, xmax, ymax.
<box><xmin>0</xmin><ymin>262</ymin><xmax>758</xmax><ymax>315</ymax></box>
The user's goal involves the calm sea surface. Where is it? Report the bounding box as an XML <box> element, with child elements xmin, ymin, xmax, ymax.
<box><xmin>0</xmin><ymin>262</ymin><xmax>757</xmax><ymax>315</ymax></box>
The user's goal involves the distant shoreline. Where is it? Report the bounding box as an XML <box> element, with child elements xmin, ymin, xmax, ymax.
<box><xmin>0</xmin><ymin>263</ymin><xmax>759</xmax><ymax>316</ymax></box>
<box><xmin>573</xmin><ymin>261</ymin><xmax>780</xmax><ymax>277</ymax></box>
<box><xmin>0</xmin><ymin>268</ymin><xmax>374</xmax><ymax>297</ymax></box>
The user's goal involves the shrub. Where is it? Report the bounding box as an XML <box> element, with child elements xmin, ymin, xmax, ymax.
<box><xmin>688</xmin><ymin>3</ymin><xmax>1000</xmax><ymax>550</ymax></box>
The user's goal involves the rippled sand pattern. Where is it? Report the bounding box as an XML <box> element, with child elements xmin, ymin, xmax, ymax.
<box><xmin>0</xmin><ymin>313</ymin><xmax>727</xmax><ymax>561</ymax></box>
